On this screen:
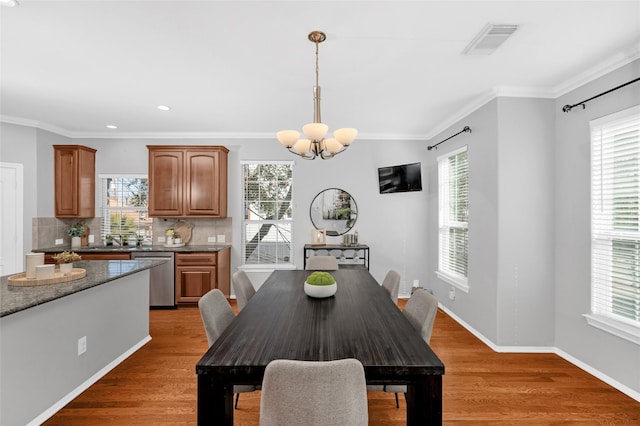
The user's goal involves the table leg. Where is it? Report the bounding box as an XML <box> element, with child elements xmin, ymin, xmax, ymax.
<box><xmin>197</xmin><ymin>374</ymin><xmax>233</xmax><ymax>425</ymax></box>
<box><xmin>406</xmin><ymin>376</ymin><xmax>442</xmax><ymax>425</ymax></box>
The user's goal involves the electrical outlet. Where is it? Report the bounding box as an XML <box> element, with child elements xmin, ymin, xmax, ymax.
<box><xmin>158</xmin><ymin>236</ymin><xmax>166</xmax><ymax>243</ymax></box>
<box><xmin>55</xmin><ymin>239</ymin><xmax>63</xmax><ymax>245</ymax></box>
<box><xmin>413</xmin><ymin>279</ymin><xmax>420</xmax><ymax>287</ymax></box>
<box><xmin>77</xmin><ymin>336</ymin><xmax>87</xmax><ymax>356</ymax></box>
<box><xmin>217</xmin><ymin>235</ymin><xmax>225</xmax><ymax>243</ymax></box>
<box><xmin>449</xmin><ymin>287</ymin><xmax>456</xmax><ymax>301</ymax></box>
<box><xmin>88</xmin><ymin>234</ymin><xmax>95</xmax><ymax>244</ymax></box>
<box><xmin>207</xmin><ymin>236</ymin><xmax>216</xmax><ymax>243</ymax></box>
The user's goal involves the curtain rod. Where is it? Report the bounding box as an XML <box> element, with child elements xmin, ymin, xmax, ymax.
<box><xmin>427</xmin><ymin>126</ymin><xmax>471</xmax><ymax>151</ymax></box>
<box><xmin>562</xmin><ymin>77</ymin><xmax>640</xmax><ymax>113</ymax></box>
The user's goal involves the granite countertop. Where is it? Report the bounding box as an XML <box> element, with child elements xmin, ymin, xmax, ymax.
<box><xmin>0</xmin><ymin>259</ymin><xmax>165</xmax><ymax>317</ymax></box>
<box><xmin>33</xmin><ymin>244</ymin><xmax>232</xmax><ymax>254</ymax></box>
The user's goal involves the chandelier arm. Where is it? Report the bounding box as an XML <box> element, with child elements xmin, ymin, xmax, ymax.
<box><xmin>287</xmin><ymin>147</ymin><xmax>316</xmax><ymax>160</ymax></box>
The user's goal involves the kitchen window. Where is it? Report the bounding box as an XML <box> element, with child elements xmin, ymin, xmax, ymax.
<box><xmin>587</xmin><ymin>105</ymin><xmax>640</xmax><ymax>344</ymax></box>
<box><xmin>241</xmin><ymin>161</ymin><xmax>294</xmax><ymax>268</ymax></box>
<box><xmin>99</xmin><ymin>175</ymin><xmax>151</xmax><ymax>244</ymax></box>
<box><xmin>436</xmin><ymin>146</ymin><xmax>469</xmax><ymax>292</ymax></box>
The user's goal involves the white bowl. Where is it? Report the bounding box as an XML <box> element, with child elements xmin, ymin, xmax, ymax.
<box><xmin>304</xmin><ymin>281</ymin><xmax>337</xmax><ymax>298</ymax></box>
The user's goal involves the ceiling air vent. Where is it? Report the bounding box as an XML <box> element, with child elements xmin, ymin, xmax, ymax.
<box><xmin>462</xmin><ymin>23</ymin><xmax>519</xmax><ymax>55</ymax></box>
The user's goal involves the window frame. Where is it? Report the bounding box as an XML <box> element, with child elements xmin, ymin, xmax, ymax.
<box><xmin>240</xmin><ymin>160</ymin><xmax>295</xmax><ymax>270</ymax></box>
<box><xmin>586</xmin><ymin>105</ymin><xmax>640</xmax><ymax>345</ymax></box>
<box><xmin>436</xmin><ymin>145</ymin><xmax>470</xmax><ymax>293</ymax></box>
<box><xmin>99</xmin><ymin>174</ymin><xmax>150</xmax><ymax>243</ymax></box>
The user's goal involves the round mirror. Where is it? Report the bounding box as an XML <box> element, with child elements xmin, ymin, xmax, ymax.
<box><xmin>310</xmin><ymin>188</ymin><xmax>358</xmax><ymax>236</ymax></box>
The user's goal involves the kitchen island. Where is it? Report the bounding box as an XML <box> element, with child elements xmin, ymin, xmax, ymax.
<box><xmin>1</xmin><ymin>259</ymin><xmax>164</xmax><ymax>426</ymax></box>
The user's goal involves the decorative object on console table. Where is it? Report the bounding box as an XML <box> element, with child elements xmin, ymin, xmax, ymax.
<box><xmin>310</xmin><ymin>228</ymin><xmax>326</xmax><ymax>246</ymax></box>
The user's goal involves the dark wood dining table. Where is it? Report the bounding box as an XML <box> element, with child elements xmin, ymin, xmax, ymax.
<box><xmin>196</xmin><ymin>269</ymin><xmax>444</xmax><ymax>425</ymax></box>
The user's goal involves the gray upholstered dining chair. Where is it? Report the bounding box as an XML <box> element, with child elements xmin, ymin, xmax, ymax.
<box><xmin>385</xmin><ymin>289</ymin><xmax>439</xmax><ymax>407</ymax></box>
<box><xmin>232</xmin><ymin>270</ymin><xmax>256</xmax><ymax>312</ymax></box>
<box><xmin>259</xmin><ymin>358</ymin><xmax>368</xmax><ymax>426</ymax></box>
<box><xmin>198</xmin><ymin>289</ymin><xmax>257</xmax><ymax>409</ymax></box>
<box><xmin>305</xmin><ymin>255</ymin><xmax>339</xmax><ymax>271</ymax></box>
<box><xmin>381</xmin><ymin>269</ymin><xmax>401</xmax><ymax>304</ymax></box>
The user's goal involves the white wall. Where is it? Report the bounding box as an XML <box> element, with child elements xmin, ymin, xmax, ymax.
<box><xmin>554</xmin><ymin>60</ymin><xmax>640</xmax><ymax>394</ymax></box>
<box><xmin>67</xmin><ymin>136</ymin><xmax>431</xmax><ymax>293</ymax></box>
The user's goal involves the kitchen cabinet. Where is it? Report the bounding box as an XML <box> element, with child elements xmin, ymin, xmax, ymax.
<box><xmin>147</xmin><ymin>146</ymin><xmax>228</xmax><ymax>217</ymax></box>
<box><xmin>175</xmin><ymin>249</ymin><xmax>230</xmax><ymax>303</ymax></box>
<box><xmin>53</xmin><ymin>145</ymin><xmax>96</xmax><ymax>218</ymax></box>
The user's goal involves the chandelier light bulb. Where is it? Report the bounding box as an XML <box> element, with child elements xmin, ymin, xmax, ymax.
<box><xmin>293</xmin><ymin>139</ymin><xmax>312</xmax><ymax>155</ymax></box>
<box><xmin>334</xmin><ymin>128</ymin><xmax>358</xmax><ymax>146</ymax></box>
<box><xmin>277</xmin><ymin>130</ymin><xmax>300</xmax><ymax>148</ymax></box>
<box><xmin>302</xmin><ymin>122</ymin><xmax>328</xmax><ymax>141</ymax></box>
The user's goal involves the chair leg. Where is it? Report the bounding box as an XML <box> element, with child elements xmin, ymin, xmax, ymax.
<box><xmin>395</xmin><ymin>392</ymin><xmax>399</xmax><ymax>408</ymax></box>
<box><xmin>234</xmin><ymin>393</ymin><xmax>240</xmax><ymax>409</ymax></box>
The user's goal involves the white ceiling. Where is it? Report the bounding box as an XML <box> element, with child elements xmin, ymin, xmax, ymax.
<box><xmin>1</xmin><ymin>1</ymin><xmax>639</xmax><ymax>140</ymax></box>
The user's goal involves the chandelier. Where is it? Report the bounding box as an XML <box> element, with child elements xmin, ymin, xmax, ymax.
<box><xmin>277</xmin><ymin>31</ymin><xmax>357</xmax><ymax>160</ymax></box>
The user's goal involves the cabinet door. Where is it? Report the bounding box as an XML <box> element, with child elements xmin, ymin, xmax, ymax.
<box><xmin>175</xmin><ymin>266</ymin><xmax>216</xmax><ymax>303</ymax></box>
<box><xmin>185</xmin><ymin>149</ymin><xmax>227</xmax><ymax>217</ymax></box>
<box><xmin>54</xmin><ymin>145</ymin><xmax>95</xmax><ymax>218</ymax></box>
<box><xmin>148</xmin><ymin>149</ymin><xmax>184</xmax><ymax>217</ymax></box>
<box><xmin>54</xmin><ymin>147</ymin><xmax>79</xmax><ymax>216</ymax></box>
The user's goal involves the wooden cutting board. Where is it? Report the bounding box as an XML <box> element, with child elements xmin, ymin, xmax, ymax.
<box><xmin>171</xmin><ymin>221</ymin><xmax>194</xmax><ymax>243</ymax></box>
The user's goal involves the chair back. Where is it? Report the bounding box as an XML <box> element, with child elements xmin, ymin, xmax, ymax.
<box><xmin>232</xmin><ymin>270</ymin><xmax>256</xmax><ymax>311</ymax></box>
<box><xmin>403</xmin><ymin>289</ymin><xmax>439</xmax><ymax>343</ymax></box>
<box><xmin>381</xmin><ymin>270</ymin><xmax>401</xmax><ymax>304</ymax></box>
<box><xmin>198</xmin><ymin>289</ymin><xmax>235</xmax><ymax>346</ymax></box>
<box><xmin>260</xmin><ymin>358</ymin><xmax>368</xmax><ymax>426</ymax></box>
<box><xmin>305</xmin><ymin>255</ymin><xmax>339</xmax><ymax>271</ymax></box>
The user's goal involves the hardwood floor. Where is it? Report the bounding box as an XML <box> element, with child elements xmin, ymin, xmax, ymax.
<box><xmin>44</xmin><ymin>300</ymin><xmax>640</xmax><ymax>425</ymax></box>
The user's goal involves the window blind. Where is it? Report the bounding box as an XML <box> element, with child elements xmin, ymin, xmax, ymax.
<box><xmin>438</xmin><ymin>146</ymin><xmax>469</xmax><ymax>285</ymax></box>
<box><xmin>591</xmin><ymin>105</ymin><xmax>640</xmax><ymax>326</ymax></box>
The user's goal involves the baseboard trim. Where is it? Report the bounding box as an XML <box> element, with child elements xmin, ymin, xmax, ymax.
<box><xmin>437</xmin><ymin>304</ymin><xmax>639</xmax><ymax>402</ymax></box>
<box><xmin>27</xmin><ymin>335</ymin><xmax>152</xmax><ymax>426</ymax></box>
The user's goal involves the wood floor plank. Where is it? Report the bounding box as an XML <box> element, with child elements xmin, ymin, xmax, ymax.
<box><xmin>44</xmin><ymin>300</ymin><xmax>640</xmax><ymax>425</ymax></box>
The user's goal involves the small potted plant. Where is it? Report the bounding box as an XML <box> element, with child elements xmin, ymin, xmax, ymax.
<box><xmin>304</xmin><ymin>271</ymin><xmax>337</xmax><ymax>298</ymax></box>
<box><xmin>166</xmin><ymin>228</ymin><xmax>176</xmax><ymax>245</ymax></box>
<box><xmin>67</xmin><ymin>222</ymin><xmax>86</xmax><ymax>249</ymax></box>
<box><xmin>105</xmin><ymin>234</ymin><xmax>114</xmax><ymax>246</ymax></box>
<box><xmin>52</xmin><ymin>251</ymin><xmax>82</xmax><ymax>275</ymax></box>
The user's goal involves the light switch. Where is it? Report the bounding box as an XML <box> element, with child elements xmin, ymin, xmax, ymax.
<box><xmin>208</xmin><ymin>236</ymin><xmax>216</xmax><ymax>243</ymax></box>
<box><xmin>217</xmin><ymin>235</ymin><xmax>225</xmax><ymax>243</ymax></box>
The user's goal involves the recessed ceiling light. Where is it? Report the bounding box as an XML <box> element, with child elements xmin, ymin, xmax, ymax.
<box><xmin>105</xmin><ymin>124</ymin><xmax>118</xmax><ymax>129</ymax></box>
<box><xmin>157</xmin><ymin>105</ymin><xmax>171</xmax><ymax>111</ymax></box>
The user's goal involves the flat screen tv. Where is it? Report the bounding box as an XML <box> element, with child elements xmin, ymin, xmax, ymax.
<box><xmin>378</xmin><ymin>162</ymin><xmax>423</xmax><ymax>194</ymax></box>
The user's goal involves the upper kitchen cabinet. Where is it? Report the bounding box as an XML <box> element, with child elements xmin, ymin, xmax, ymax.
<box><xmin>53</xmin><ymin>145</ymin><xmax>96</xmax><ymax>218</ymax></box>
<box><xmin>147</xmin><ymin>146</ymin><xmax>228</xmax><ymax>218</ymax></box>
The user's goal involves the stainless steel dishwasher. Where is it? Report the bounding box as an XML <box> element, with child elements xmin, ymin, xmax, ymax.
<box><xmin>131</xmin><ymin>251</ymin><xmax>175</xmax><ymax>309</ymax></box>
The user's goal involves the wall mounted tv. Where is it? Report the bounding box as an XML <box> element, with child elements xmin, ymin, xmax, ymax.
<box><xmin>378</xmin><ymin>162</ymin><xmax>423</xmax><ymax>194</ymax></box>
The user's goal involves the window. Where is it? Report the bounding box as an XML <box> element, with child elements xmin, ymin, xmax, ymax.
<box><xmin>241</xmin><ymin>161</ymin><xmax>294</xmax><ymax>267</ymax></box>
<box><xmin>100</xmin><ymin>175</ymin><xmax>151</xmax><ymax>243</ymax></box>
<box><xmin>589</xmin><ymin>105</ymin><xmax>640</xmax><ymax>343</ymax></box>
<box><xmin>436</xmin><ymin>146</ymin><xmax>469</xmax><ymax>291</ymax></box>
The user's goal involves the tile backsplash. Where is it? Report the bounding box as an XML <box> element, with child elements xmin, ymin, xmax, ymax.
<box><xmin>33</xmin><ymin>217</ymin><xmax>232</xmax><ymax>248</ymax></box>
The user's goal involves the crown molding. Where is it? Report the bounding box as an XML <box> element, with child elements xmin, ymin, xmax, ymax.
<box><xmin>0</xmin><ymin>115</ymin><xmax>74</xmax><ymax>138</ymax></box>
<box><xmin>552</xmin><ymin>40</ymin><xmax>640</xmax><ymax>97</ymax></box>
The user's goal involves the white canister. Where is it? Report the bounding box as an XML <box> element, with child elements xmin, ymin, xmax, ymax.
<box><xmin>25</xmin><ymin>252</ymin><xmax>45</xmax><ymax>278</ymax></box>
<box><xmin>35</xmin><ymin>264</ymin><xmax>55</xmax><ymax>279</ymax></box>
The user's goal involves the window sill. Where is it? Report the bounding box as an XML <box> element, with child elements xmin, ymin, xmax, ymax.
<box><xmin>239</xmin><ymin>264</ymin><xmax>296</xmax><ymax>274</ymax></box>
<box><xmin>583</xmin><ymin>314</ymin><xmax>640</xmax><ymax>345</ymax></box>
<box><xmin>435</xmin><ymin>270</ymin><xmax>469</xmax><ymax>293</ymax></box>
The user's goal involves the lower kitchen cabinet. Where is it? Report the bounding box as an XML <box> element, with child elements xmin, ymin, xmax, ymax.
<box><xmin>175</xmin><ymin>249</ymin><xmax>230</xmax><ymax>303</ymax></box>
